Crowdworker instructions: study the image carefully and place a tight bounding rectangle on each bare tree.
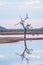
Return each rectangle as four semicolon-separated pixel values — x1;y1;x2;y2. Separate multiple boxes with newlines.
15;13;33;64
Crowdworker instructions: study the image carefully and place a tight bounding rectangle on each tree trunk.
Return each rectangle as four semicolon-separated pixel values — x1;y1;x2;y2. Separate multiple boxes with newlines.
24;29;27;49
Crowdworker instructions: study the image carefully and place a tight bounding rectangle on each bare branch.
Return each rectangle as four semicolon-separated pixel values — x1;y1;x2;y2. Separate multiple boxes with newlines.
25;24;31;29
25;13;29;20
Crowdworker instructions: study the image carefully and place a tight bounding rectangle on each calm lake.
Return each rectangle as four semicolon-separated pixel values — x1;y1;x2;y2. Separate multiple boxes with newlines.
0;35;43;65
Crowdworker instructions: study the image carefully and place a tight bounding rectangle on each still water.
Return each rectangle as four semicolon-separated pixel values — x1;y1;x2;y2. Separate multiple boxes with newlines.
0;35;43;65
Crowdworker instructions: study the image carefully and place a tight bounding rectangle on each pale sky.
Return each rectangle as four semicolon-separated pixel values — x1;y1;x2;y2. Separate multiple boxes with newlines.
0;0;43;29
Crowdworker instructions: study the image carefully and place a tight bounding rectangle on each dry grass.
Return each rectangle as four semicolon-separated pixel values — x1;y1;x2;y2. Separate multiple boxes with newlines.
0;37;43;43
0;37;23;43
0;30;43;35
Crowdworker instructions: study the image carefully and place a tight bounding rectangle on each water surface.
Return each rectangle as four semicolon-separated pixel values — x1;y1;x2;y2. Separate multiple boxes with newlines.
0;39;43;65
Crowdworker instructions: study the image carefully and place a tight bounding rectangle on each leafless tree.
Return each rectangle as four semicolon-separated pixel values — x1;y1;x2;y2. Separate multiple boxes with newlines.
15;13;33;64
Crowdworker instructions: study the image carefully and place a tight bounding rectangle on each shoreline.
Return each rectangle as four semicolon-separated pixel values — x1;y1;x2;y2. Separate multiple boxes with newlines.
0;29;43;35
0;37;43;43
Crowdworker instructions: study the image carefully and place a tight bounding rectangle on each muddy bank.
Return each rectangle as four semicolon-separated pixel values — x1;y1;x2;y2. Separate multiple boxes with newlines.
0;37;43;43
